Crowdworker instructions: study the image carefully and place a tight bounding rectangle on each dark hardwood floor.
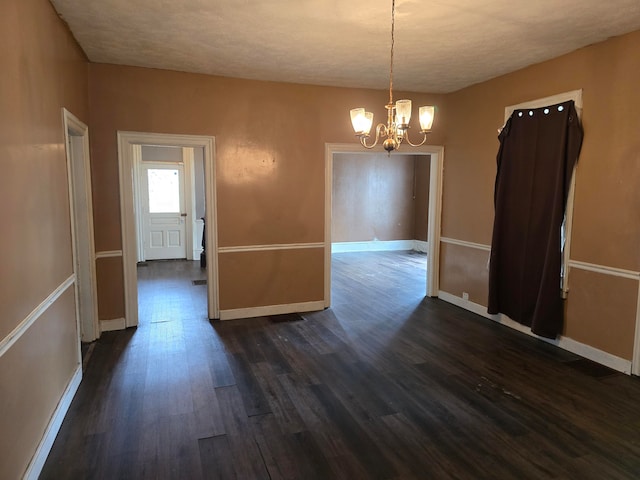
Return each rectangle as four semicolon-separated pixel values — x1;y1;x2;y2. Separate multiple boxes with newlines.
41;251;640;479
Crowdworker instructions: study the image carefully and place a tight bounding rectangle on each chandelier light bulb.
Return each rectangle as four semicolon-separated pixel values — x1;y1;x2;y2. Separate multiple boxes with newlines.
350;108;374;136
419;106;435;132
395;99;412;127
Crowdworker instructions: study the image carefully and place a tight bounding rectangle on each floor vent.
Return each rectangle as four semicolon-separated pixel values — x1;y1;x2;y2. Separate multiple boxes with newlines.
192;279;207;286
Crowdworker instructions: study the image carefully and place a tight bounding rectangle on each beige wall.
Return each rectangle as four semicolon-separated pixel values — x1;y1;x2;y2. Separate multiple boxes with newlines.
218;249;324;310
88;30;640;358
442;30;640;360
332;153;428;243
0;289;79;479
88;64;444;318
413;156;431;242
0;0;88;477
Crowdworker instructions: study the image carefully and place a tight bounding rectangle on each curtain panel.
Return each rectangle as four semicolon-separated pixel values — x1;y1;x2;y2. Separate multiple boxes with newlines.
488;100;583;338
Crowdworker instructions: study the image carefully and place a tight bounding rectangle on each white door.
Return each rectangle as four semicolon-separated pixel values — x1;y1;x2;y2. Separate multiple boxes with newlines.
141;163;187;260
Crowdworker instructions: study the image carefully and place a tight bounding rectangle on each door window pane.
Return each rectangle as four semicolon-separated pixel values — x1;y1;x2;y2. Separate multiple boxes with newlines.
148;169;180;213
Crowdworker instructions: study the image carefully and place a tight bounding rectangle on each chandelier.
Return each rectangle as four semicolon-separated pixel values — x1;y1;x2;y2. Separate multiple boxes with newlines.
350;0;435;153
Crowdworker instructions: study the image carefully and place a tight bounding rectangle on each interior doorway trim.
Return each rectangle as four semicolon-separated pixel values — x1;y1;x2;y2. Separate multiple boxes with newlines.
634;282;640;375
63;108;99;343
118;131;219;325
324;143;444;307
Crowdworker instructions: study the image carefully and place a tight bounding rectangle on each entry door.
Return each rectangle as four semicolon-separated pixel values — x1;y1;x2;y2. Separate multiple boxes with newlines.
141;163;187;260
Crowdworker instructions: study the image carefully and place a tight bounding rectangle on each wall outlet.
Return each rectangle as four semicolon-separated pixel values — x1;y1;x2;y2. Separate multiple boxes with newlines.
462;292;469;301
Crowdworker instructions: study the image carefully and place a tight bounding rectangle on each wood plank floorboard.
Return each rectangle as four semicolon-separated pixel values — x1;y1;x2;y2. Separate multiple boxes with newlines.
40;252;640;479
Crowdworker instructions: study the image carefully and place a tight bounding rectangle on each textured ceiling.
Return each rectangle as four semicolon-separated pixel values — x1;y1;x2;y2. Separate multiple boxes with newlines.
50;0;640;93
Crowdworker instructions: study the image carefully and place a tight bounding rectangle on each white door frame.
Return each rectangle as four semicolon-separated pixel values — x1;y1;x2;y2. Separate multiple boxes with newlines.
324;143;444;306
634;284;640;375
118;131;219;326
135;152;194;261
63;108;100;343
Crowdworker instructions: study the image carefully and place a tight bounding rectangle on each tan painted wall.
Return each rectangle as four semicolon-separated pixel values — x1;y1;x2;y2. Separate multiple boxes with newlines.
96;256;126;320
565;269;638;360
89;31;639;358
439;243;490;306
218;248;324;310
413;156;431;242
88;64;444;318
332;153;422;242
442;30;640;360
0;289;79;479
0;0;88;476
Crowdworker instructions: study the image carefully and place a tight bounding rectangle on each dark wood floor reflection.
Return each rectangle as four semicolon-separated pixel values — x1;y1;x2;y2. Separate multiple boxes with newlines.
41;252;640;479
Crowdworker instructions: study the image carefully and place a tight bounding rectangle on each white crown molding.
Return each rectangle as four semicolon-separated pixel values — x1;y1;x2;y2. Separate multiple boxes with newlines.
568;260;639;280
218;242;324;254
0;275;75;358
440;236;491;251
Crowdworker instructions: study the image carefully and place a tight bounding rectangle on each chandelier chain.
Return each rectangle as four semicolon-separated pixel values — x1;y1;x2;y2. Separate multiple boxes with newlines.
389;0;395;105
349;0;434;152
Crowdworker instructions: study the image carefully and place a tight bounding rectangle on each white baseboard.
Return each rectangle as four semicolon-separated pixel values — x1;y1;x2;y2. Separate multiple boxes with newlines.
438;291;491;319
100;317;126;332
332;240;427;253
414;240;429;253
192;248;204;259
219;300;325;321
437;290;632;374
557;336;632;374
24;365;82;480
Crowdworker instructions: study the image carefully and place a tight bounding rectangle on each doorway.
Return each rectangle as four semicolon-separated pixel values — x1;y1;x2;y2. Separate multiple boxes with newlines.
63;108;99;343
324;143;444;307
118;132;220;326
133;145;202;263
140;162;187;260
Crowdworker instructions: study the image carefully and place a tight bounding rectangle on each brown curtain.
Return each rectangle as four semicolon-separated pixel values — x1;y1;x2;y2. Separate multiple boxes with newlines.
488;100;583;338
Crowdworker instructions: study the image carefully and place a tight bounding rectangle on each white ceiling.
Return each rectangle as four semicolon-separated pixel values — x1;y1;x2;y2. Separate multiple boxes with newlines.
50;0;640;93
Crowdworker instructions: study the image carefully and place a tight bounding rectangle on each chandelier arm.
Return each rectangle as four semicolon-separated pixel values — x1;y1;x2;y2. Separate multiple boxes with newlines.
360;123;387;149
402;129;430;148
359;137;378;149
